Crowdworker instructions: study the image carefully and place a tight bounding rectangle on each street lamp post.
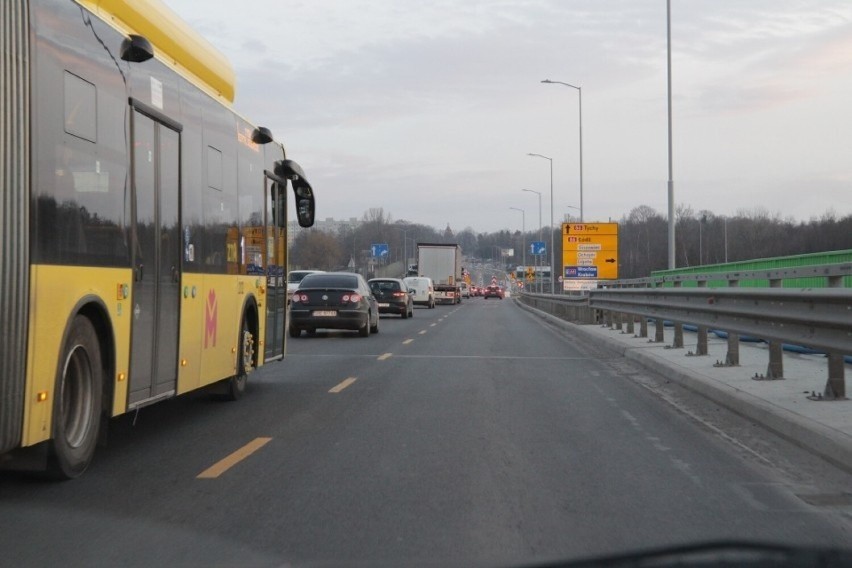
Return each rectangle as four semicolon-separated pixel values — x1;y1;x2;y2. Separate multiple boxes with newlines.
404;236;416;273
666;0;676;269
509;207;526;275
395;227;416;276
521;188;542;292
565;205;581;221
492;245;502;264
527;154;554;294
541;79;583;224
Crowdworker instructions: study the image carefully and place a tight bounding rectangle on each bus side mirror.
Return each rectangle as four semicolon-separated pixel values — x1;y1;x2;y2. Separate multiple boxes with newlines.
274;159;315;228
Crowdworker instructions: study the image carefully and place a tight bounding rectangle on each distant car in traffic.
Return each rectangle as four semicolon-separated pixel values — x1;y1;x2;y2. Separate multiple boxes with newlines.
368;278;414;319
459;282;470;298
287;269;325;303
483;285;504;299
289;272;379;337
403;276;435;308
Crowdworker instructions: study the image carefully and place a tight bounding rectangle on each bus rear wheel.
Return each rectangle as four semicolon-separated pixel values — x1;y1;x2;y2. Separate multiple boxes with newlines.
48;315;103;480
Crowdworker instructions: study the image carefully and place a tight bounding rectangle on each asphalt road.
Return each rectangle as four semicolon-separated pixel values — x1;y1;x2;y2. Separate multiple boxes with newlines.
2;296;851;567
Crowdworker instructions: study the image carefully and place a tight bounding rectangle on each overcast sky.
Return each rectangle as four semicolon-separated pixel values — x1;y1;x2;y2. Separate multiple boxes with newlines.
164;0;852;233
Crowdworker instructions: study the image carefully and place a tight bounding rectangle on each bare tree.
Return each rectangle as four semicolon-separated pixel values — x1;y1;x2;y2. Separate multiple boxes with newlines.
289;230;344;270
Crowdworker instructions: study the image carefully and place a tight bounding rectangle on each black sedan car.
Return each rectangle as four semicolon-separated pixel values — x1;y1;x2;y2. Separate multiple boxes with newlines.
368;278;414;319
289;272;379;337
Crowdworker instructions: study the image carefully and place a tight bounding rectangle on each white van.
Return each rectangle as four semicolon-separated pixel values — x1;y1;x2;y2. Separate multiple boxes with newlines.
403;276;435;308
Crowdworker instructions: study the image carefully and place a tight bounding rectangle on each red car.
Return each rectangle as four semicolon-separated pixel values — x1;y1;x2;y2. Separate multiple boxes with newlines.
483;285;504;299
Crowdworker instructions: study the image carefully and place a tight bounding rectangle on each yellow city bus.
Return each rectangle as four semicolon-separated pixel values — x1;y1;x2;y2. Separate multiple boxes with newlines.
0;0;316;478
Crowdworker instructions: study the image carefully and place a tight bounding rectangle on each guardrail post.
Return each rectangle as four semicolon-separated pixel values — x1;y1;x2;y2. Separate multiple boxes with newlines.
720;332;740;366
762;278;784;379
691;281;708;356
626;314;635;335
670;282;684;349
721;280;740;366
825;354;847;400
694;327;708;356
654;318;665;343
639;317;648;338
765;342;784;379
614;311;623;333
672;322;684;348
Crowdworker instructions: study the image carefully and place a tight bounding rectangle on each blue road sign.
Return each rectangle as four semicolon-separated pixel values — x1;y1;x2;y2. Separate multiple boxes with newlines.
530;241;546;255
371;243;389;258
564;265;598;278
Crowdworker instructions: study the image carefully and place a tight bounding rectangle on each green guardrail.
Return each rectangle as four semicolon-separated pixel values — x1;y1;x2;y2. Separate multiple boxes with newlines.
651;249;852;288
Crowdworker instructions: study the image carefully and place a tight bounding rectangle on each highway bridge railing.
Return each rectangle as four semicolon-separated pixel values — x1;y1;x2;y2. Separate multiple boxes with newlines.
517;261;852;401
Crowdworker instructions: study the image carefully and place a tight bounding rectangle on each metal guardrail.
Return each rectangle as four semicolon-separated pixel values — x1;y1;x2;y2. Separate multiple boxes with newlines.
519;291;596;324
518;262;852;400
589;288;852;354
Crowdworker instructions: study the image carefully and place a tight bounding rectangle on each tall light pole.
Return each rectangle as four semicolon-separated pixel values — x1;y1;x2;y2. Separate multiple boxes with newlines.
509;207;526;272
521;189;543;242
564;205;581;222
666;0;676;269
527;153;554;293
395;227;415;276
521;188;542;292
541;79;583;223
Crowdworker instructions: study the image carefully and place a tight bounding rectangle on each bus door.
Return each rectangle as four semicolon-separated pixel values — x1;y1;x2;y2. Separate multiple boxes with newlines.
128;108;181;407
264;177;286;361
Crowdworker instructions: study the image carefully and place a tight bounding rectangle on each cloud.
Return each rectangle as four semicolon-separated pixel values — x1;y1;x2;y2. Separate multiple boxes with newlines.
162;0;852;231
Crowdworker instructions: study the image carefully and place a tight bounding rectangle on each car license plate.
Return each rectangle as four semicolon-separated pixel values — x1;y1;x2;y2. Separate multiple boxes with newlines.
378;303;390;307
313;310;337;317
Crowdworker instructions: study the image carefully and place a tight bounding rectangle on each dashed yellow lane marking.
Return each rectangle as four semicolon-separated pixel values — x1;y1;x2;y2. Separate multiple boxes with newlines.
377;352;393;361
403;339;414;345
197;437;272;479
329;377;358;393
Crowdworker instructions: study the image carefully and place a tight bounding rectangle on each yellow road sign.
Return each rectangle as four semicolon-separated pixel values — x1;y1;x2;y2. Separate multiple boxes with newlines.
563;222;618;236
563;235;619;250
562;222;619;280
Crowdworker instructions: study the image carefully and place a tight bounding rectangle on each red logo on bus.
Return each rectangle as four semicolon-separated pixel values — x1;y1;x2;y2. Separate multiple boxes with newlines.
205;289;218;348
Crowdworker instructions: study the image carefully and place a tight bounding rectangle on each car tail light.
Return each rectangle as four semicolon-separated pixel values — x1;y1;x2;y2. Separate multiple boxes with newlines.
292;293;309;303
392;291;406;298
341;293;362;303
